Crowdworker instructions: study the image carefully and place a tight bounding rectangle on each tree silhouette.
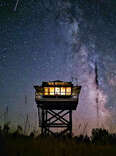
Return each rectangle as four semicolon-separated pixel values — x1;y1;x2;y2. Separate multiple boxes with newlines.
91;128;109;144
3;123;10;134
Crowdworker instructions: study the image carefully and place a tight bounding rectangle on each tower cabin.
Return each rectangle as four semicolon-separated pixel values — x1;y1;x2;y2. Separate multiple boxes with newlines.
34;80;81;136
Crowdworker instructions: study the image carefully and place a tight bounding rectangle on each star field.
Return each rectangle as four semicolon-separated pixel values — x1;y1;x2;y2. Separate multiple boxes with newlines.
0;0;116;134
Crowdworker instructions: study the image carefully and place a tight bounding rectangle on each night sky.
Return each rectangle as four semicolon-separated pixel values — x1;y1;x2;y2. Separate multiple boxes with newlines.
0;0;116;135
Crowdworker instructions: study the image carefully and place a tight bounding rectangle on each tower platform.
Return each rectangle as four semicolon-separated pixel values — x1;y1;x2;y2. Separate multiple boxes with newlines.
34;80;81;136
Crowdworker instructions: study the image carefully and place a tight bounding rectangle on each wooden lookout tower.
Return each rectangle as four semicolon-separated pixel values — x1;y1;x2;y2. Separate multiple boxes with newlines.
34;80;81;136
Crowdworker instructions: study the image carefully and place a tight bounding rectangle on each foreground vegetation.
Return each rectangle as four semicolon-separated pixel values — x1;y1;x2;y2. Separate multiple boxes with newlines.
1;125;116;156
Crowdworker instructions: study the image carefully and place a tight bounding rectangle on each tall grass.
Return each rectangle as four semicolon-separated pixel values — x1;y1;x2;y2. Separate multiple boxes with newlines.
1;127;116;156
4;136;116;156
0;125;116;156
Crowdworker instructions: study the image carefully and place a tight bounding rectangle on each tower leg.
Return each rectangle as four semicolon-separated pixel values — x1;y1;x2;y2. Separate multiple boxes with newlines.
39;108;73;136
69;110;72;136
41;109;44;135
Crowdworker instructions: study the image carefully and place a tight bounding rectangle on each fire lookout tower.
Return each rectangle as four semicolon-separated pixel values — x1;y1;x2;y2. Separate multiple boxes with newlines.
34;80;81;136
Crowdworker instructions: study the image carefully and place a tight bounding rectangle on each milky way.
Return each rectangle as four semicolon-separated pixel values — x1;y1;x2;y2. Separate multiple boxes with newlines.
0;0;116;135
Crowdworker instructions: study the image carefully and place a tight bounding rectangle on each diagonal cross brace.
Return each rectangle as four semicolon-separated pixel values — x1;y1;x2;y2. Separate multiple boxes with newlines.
47;110;64;122
47;110;70;124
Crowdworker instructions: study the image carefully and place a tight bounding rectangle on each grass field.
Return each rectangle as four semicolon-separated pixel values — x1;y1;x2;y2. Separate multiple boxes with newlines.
2;135;116;156
1;127;116;156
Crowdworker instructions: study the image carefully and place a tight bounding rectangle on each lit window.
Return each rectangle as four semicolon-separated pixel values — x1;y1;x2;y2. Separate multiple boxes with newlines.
61;87;65;95
55;87;60;95
66;87;71;95
44;87;71;96
49;87;55;95
44;87;49;95
48;82;54;85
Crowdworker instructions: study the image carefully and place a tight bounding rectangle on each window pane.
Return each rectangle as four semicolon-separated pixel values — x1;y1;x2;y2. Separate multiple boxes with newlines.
55;87;60;95
44;87;49;95
66;87;71;95
49;87;55;95
61;87;65;95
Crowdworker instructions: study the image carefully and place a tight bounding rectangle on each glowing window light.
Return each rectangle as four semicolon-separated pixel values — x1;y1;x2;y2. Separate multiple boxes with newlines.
55;87;60;95
61;87;66;95
44;87;71;96
48;82;54;85
44;87;49;95
49;87;55;95
66;87;71;95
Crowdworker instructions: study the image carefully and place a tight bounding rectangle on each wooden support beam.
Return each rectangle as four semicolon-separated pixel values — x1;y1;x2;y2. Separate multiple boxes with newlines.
38;107;72;136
